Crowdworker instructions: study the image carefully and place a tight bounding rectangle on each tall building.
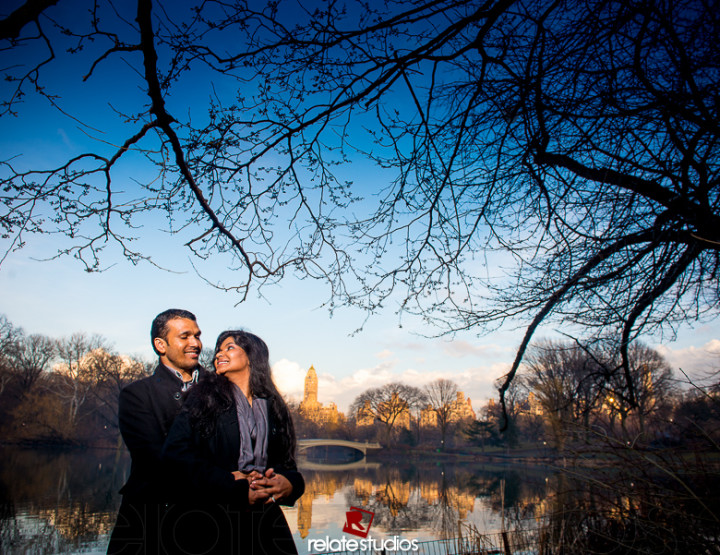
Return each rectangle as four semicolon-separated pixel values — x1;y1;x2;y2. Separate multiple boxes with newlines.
355;399;376;427
449;391;476;422
526;391;544;416
419;391;476;427
304;365;318;405
354;393;412;429
299;365;342;424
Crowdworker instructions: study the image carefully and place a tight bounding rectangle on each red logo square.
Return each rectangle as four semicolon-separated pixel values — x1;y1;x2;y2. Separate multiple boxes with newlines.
343;506;374;538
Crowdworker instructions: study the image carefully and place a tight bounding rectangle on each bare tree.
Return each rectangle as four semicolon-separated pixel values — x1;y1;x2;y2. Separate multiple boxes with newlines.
13;333;56;395
53;333;106;430
0;314;22;396
83;348;147;436
521;339;675;445
598;342;675;439
350;382;426;442
0;316;55;397
2;0;718;424
521;340;602;450
424;378;458;450
1;0;349;295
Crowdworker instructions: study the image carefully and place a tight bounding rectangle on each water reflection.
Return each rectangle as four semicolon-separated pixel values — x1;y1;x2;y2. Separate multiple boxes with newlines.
0;446;129;554
0;446;552;554
293;457;552;546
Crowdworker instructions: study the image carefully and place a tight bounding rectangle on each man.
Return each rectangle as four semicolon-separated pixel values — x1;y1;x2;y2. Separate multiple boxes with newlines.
107;309;203;554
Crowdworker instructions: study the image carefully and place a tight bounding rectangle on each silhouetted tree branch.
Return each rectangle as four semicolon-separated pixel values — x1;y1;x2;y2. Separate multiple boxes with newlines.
2;0;718;427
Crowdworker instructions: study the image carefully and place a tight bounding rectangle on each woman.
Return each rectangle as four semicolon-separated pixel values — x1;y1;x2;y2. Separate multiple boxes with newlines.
161;330;304;555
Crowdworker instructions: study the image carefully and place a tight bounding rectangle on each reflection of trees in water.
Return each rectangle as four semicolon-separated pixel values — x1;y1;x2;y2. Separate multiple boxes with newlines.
336;463;532;538
425;469;471;539
0;480;16;550
16;446;710;552
296;462;554;539
300;469;356;502
473;458;720;554
532;464;720;553
466;466;553;526
0;446;129;551
299;464;484;538
345;464;435;534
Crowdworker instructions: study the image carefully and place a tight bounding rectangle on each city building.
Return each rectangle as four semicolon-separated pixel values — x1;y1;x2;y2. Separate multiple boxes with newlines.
299;365;343;424
355;392;411;429
355;399;376;427
449;391;476;422
420;391;476;427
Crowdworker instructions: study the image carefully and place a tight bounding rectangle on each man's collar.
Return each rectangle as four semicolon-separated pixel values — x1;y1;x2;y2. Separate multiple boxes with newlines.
162;365;200;391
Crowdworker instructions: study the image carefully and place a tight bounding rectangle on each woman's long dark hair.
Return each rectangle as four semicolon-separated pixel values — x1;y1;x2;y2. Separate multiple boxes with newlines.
183;330;296;462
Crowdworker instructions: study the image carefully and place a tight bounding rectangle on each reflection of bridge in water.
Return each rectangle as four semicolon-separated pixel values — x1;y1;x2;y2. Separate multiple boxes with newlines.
297;439;382;456
298;459;382;471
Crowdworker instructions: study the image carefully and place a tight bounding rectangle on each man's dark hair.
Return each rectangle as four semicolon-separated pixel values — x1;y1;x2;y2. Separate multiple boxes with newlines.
151;309;197;355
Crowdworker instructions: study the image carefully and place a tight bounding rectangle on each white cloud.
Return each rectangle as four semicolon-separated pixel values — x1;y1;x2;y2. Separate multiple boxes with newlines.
655;339;720;382
272;358;307;401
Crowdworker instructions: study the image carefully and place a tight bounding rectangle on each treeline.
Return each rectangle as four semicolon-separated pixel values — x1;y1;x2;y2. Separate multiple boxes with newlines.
508;340;720;454
0;314;149;446
2;311;718;456
291;341;720;456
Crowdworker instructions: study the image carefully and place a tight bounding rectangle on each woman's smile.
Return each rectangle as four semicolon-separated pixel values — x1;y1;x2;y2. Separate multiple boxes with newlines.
214;337;250;374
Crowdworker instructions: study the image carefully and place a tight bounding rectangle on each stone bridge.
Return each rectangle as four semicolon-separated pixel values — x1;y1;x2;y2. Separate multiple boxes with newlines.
297;439;382;456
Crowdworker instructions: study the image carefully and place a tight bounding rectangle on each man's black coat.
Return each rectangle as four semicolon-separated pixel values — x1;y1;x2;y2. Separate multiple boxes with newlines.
117;364;189;501
107;363;199;554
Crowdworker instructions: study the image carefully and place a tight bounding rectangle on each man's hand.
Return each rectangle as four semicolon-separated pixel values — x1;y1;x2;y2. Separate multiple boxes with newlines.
248;485;271;505
249;468;293;504
230;470;270;505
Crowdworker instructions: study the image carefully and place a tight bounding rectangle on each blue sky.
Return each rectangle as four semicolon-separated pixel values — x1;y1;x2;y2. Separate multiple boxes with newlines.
1;0;718;414
0;224;530;413
2;237;718;413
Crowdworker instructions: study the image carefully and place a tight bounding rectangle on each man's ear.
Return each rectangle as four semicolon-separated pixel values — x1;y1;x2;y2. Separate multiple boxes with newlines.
154;337;167;355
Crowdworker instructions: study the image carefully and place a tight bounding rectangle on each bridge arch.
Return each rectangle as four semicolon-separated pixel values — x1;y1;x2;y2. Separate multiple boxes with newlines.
297;439;382;457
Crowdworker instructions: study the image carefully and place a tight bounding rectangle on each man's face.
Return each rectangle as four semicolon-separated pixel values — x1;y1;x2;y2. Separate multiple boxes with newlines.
154;317;202;375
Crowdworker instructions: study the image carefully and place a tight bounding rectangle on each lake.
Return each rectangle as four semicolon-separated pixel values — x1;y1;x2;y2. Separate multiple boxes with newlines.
0;445;553;554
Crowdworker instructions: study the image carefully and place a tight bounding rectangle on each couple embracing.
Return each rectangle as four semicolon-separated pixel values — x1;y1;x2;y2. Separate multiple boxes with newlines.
107;309;304;555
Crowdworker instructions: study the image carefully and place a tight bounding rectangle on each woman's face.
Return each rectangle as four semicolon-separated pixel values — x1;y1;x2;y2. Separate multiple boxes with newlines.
214;337;250;375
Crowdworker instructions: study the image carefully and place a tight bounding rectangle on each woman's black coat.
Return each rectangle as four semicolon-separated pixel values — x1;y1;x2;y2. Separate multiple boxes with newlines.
160;388;304;555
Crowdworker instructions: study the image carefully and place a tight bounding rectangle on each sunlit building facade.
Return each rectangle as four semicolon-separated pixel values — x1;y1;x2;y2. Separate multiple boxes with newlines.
299;365;343;424
420;391;476;428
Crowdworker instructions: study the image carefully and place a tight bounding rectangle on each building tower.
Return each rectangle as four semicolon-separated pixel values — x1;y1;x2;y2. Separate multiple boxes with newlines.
299;365;342;424
304;365;318;406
